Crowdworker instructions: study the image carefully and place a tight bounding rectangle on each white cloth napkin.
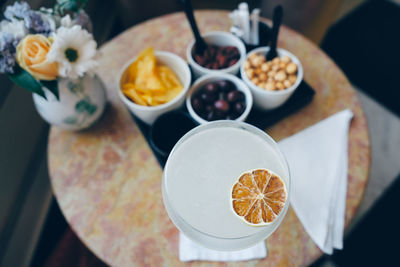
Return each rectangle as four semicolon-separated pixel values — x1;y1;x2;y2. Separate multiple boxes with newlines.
179;109;354;260
179;233;267;262
278;109;354;254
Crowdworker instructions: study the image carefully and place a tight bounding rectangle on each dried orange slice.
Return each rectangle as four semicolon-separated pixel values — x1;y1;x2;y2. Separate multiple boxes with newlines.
231;169;287;226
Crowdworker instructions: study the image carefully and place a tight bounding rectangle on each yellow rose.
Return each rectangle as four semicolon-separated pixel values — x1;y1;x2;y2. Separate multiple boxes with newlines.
16;34;58;81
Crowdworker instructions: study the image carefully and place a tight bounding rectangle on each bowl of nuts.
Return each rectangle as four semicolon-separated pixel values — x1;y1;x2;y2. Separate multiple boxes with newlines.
187;31;246;78
240;47;303;110
186;73;253;124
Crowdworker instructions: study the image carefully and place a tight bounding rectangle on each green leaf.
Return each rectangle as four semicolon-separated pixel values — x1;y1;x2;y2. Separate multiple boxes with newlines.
41;80;59;100
8;67;46;99
75;98;97;115
64;2;79;12
86;104;97;115
75;99;90;113
63;116;77;124
56;0;88;14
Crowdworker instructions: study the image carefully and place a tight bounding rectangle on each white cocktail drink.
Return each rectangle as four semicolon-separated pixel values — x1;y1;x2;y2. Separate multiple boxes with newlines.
162;121;290;250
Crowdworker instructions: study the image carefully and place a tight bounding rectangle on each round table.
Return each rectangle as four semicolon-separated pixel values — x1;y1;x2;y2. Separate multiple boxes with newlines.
48;10;370;266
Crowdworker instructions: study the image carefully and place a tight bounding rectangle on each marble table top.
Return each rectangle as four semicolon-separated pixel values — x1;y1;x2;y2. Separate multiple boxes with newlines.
48;10;370;266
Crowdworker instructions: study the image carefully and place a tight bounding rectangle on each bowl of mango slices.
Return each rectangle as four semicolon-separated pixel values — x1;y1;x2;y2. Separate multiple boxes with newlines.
118;47;191;124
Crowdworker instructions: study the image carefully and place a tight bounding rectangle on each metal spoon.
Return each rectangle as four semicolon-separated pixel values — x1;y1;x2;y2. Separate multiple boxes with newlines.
180;0;208;55
266;5;283;61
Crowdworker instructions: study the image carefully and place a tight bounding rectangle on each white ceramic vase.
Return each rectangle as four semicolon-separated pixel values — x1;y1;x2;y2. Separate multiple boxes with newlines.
33;74;107;130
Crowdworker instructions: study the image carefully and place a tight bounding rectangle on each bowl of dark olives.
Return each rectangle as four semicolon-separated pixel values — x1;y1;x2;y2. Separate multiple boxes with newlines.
186;73;253;124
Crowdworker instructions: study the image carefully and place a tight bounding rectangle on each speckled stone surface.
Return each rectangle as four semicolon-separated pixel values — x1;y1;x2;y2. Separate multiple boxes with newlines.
48;11;370;267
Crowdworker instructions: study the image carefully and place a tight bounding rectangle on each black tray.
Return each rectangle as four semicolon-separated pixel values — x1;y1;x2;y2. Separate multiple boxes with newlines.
131;79;314;167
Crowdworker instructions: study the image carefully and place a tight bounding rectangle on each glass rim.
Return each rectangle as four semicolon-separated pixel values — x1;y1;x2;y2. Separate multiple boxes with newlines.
162;120;292;242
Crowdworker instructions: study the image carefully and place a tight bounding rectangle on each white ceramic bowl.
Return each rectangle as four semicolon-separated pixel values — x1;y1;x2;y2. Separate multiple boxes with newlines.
186;73;253;124
118;51;191;124
186;31;246;78
240;47;303;110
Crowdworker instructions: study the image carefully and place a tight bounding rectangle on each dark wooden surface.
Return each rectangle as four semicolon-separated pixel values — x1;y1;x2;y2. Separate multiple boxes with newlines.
321;0;400;117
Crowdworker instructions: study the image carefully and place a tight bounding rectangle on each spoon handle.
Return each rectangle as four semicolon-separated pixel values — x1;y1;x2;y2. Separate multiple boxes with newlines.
180;0;203;44
268;5;283;60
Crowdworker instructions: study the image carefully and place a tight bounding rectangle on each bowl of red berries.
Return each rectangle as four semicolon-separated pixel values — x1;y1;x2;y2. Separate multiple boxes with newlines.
186;31;246;78
186;73;253;124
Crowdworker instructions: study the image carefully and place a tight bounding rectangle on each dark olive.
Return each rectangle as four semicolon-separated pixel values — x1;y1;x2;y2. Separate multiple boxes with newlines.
206;110;217;121
216;80;234;92
205;104;213;113
227;90;245;103
214;99;229;113
218;92;228;101
234;101;245;114
191;97;204;114
205;83;218;94
200;92;216;104
202;105;214;120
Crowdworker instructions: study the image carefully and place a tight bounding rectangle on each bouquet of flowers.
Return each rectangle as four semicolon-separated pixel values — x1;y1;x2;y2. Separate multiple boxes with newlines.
0;0;97;99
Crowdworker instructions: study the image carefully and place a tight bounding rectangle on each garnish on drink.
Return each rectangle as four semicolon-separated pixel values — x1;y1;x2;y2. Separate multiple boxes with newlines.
231;168;287;226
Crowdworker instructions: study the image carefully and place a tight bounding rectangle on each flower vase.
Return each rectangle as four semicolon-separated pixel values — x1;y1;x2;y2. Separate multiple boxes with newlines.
32;74;107;130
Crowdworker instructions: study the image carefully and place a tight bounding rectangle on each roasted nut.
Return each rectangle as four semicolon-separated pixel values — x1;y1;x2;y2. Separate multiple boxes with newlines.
271;64;280;71
248;53;257;61
258;73;268;81
281;55;291;63
274;70;287;81
286;63;298;74
288;74;297;84
254;68;263;75
260;63;269;72
265;82;276;91
261;83;270;90
276;82;284;90
251;77;259;84
268;70;277;77
283;80;292;88
251;56;264;67
244;61;251;70
249;57;257;67
272;57;280;64
245;69;255;78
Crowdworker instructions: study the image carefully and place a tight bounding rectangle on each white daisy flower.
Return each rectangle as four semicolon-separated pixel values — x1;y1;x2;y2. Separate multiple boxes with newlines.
60;14;73;28
0;20;26;40
47;25;97;79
